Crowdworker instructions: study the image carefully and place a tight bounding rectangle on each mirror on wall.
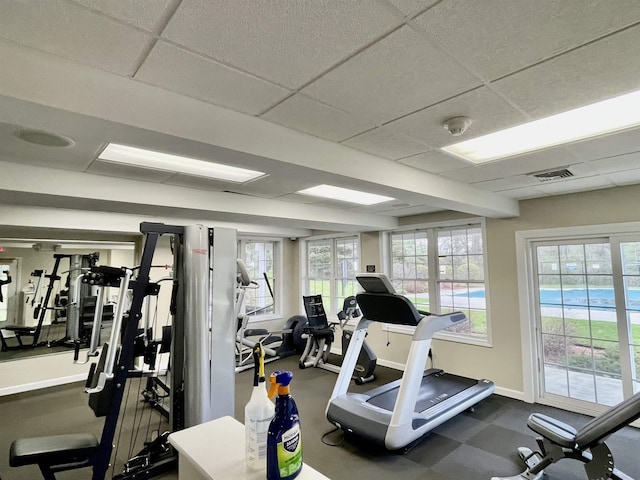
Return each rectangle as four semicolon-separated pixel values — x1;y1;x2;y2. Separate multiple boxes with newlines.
0;238;136;362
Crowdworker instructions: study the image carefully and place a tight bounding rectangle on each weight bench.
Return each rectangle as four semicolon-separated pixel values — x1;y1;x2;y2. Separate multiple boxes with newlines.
492;391;640;480
8;341;115;479
10;433;98;480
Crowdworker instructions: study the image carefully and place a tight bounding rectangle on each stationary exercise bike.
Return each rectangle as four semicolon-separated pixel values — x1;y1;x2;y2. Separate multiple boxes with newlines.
299;295;377;385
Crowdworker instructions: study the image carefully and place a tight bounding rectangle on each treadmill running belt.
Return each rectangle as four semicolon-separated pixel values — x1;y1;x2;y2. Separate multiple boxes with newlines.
367;372;478;413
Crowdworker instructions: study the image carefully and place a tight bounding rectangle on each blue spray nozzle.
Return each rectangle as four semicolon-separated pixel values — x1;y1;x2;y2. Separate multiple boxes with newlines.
268;370;293;398
271;370;293;386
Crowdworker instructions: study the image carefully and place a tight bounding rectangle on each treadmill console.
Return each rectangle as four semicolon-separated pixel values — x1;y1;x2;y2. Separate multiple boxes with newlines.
355;274;396;294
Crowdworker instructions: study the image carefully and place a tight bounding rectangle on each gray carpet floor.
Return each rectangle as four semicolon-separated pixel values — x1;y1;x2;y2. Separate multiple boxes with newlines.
1;353;639;479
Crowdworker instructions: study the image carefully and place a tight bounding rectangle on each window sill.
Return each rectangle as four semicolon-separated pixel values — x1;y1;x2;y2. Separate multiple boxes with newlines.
382;323;492;348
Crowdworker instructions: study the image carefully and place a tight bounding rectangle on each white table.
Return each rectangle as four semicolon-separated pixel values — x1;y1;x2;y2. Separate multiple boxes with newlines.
168;416;330;480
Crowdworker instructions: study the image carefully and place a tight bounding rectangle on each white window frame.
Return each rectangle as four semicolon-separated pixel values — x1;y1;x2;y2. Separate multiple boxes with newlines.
382;218;492;347
300;233;361;321
238;236;283;323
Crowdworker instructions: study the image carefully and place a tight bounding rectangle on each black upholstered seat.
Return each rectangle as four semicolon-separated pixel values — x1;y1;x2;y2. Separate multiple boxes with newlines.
10;433;98;475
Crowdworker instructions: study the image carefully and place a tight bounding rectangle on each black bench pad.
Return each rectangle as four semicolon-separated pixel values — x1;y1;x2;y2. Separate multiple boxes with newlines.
527;413;577;448
10;433;98;467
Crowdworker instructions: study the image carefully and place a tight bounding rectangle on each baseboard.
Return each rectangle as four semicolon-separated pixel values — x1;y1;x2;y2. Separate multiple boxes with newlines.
376;358;405;371
493;386;528;402
0;374;86;397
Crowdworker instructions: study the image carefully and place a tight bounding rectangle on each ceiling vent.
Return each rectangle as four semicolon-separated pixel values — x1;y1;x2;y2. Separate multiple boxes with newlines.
529;168;574;182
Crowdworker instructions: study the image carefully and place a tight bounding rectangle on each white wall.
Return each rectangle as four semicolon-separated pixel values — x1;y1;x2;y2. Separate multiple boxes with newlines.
0;245;135;395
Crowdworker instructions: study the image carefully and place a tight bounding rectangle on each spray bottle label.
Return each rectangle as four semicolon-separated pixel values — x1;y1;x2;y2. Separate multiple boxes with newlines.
277;424;302;477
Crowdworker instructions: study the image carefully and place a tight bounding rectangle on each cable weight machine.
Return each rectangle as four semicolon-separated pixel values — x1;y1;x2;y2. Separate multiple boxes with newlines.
8;222;238;480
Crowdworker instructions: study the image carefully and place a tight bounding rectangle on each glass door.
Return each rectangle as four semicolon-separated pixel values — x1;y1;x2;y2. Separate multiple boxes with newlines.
534;240;625;408
618;240;640;395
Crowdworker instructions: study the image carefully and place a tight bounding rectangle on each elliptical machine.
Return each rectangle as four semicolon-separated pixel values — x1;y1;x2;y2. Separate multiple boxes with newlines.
299;295;376;385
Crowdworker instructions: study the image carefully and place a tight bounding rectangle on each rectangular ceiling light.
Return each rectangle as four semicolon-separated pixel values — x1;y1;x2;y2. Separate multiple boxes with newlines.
297;184;394;205
98;143;265;182
442;89;640;164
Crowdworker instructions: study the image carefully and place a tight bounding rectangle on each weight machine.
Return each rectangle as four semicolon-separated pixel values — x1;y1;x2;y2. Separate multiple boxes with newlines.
8;222;237;480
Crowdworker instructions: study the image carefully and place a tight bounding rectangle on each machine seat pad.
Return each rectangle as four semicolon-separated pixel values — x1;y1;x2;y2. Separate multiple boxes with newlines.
527;413;577;448
10;433;99;467
302;326;334;338
2;325;35;334
244;328;269;337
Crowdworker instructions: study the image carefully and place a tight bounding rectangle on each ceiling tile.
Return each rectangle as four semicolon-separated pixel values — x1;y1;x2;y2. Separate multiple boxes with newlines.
568;128;640;162
86;160;175;182
605;169;640;186
162;0;402;88
494;186;547;200
385;0;438;17
136;42;291;116
471;175;540;192
0;0;153;76
385;87;527;147
302;25;481;123
413;0;640;80
71;0;173;32
492;25;640;119
438;147;578;183
261;94;376;142
585;151;640;174
398;150;469;173
535;175;614;195
342;127;430;160
229;175;318;199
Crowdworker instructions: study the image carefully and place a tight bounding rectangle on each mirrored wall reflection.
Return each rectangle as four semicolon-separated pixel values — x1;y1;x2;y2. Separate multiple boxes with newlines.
0;239;135;361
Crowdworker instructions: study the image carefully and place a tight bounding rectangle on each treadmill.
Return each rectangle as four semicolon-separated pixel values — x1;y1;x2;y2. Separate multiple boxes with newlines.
326;273;494;451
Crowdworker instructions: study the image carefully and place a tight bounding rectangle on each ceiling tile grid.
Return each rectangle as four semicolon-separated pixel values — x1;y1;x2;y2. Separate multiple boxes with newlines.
261;94;377;142
605;168;640;186
568;128;640;163
438;147;580;184
384;86;528;147
411;0;640;81
70;0;175;32
0;0;154;76
384;0;439;17
535;175;615;195
397;150;469;174
342;126;431;160
160;0;404;89
491;24;640;120
301;25;482;124
135;41;292;116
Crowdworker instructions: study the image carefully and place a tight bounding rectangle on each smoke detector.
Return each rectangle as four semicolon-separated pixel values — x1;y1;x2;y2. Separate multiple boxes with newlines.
443;116;473;136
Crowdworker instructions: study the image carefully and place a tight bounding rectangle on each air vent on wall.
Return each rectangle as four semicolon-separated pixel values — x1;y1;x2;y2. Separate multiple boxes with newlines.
529;168;574;182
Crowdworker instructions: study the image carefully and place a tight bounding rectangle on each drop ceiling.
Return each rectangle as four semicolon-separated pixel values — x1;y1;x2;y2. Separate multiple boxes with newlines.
1;0;639;236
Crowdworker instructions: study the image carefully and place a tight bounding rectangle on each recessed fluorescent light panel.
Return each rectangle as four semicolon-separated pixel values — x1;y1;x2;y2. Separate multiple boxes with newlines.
98;143;265;182
297;185;394;205
442;89;640;164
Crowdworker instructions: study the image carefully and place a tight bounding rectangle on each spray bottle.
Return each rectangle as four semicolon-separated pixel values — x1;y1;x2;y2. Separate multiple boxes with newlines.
244;343;275;470
267;370;302;480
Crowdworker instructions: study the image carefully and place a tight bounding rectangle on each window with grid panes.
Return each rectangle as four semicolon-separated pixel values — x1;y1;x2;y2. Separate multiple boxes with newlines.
305;236;360;315
389;224;489;341
239;239;278;319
